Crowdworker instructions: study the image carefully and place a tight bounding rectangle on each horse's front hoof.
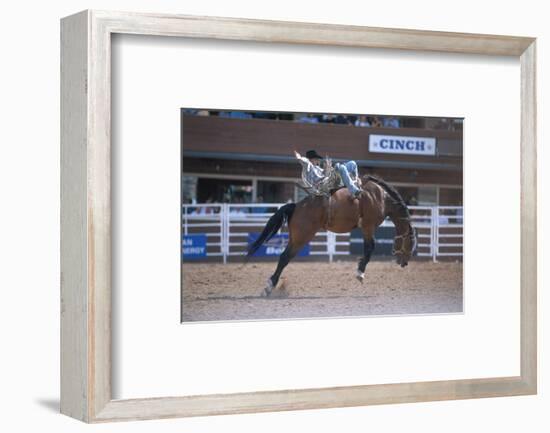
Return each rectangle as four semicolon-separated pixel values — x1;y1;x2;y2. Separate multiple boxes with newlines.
356;271;365;284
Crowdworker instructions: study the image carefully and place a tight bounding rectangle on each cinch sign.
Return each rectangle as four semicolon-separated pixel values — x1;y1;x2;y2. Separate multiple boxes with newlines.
248;233;310;257
369;134;436;156
182;234;207;259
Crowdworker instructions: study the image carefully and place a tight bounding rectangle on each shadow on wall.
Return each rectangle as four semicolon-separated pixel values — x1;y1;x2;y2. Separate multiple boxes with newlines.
35;398;59;413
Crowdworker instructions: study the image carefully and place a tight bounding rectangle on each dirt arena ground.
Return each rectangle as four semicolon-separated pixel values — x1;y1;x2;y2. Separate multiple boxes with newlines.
181;260;463;322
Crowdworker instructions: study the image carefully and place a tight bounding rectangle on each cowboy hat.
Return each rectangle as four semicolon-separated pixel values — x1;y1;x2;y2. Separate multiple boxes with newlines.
305;150;323;160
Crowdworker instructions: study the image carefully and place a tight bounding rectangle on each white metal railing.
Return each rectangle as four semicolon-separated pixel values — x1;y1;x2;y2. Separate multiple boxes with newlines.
224;204;349;262
434;206;464;259
181;204;225;262
182;204;463;262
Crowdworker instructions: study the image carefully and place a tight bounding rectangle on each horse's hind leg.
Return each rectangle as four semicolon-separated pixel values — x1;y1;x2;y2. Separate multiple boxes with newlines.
264;228;318;297
357;227;376;283
263;202;323;297
264;245;297;296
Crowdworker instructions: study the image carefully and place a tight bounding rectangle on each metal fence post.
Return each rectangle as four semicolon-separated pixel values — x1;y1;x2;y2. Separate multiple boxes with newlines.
328;231;334;263
183;206;188;235
432;206;438;262
222;203;228;264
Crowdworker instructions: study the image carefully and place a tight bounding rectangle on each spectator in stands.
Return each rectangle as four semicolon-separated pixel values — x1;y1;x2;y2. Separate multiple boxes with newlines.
252;195;268;214
219;111;253;119
296;113;319;124
334;114;351;125
433;118;451;130
369;116;382;127
183;109;415;130
382;117;400;128
276;113;294;121
195;197;215;215
229;197;247;216
320;114;336;123
456;201;463;224
451;119;463;131
182;198;195;215
229;207;245;216
252;111;277;120
354;115;371;127
232;196;249;214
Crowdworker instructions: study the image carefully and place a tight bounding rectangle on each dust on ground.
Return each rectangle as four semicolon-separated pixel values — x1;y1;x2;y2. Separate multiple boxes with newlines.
181;261;463;322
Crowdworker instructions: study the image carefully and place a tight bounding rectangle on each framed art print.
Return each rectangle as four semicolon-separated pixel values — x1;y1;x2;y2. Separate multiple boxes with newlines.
61;10;536;422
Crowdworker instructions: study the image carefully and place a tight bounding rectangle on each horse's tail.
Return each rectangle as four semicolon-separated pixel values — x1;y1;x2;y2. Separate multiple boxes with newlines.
246;203;296;258
363;175;411;219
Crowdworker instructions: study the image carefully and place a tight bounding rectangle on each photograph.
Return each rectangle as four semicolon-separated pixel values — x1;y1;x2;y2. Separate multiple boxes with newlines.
181;109;463;322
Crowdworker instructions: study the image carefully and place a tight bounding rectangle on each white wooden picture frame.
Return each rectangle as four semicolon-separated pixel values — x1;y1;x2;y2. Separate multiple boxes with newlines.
60;10;537;423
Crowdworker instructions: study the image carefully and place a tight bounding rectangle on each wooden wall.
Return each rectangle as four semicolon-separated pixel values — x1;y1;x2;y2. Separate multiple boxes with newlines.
181;114;463;170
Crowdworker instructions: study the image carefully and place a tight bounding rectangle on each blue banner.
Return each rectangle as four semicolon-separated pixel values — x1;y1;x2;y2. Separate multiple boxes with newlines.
182;234;207;259
248;233;310;257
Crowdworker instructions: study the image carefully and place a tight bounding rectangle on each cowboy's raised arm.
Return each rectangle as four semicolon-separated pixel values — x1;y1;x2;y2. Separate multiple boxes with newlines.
294;150;310;166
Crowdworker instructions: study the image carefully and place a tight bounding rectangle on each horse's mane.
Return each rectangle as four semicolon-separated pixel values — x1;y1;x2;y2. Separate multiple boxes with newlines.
363;175;410;219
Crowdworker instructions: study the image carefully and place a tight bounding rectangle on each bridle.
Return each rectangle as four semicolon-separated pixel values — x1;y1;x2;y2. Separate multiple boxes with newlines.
392;224;416;256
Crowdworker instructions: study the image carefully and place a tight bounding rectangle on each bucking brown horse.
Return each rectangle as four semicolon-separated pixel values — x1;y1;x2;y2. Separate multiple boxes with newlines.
247;175;417;296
